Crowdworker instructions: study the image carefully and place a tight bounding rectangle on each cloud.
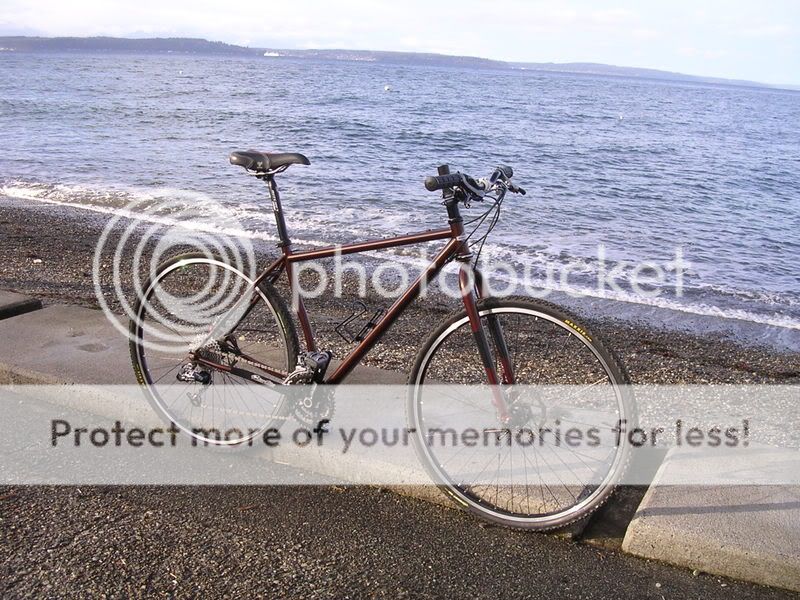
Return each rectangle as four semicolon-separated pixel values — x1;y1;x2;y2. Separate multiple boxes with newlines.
676;46;726;60
703;49;728;60
739;24;792;37
631;28;660;40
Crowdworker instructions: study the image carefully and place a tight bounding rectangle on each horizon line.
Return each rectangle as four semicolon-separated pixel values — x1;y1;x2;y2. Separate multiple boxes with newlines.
1;34;798;90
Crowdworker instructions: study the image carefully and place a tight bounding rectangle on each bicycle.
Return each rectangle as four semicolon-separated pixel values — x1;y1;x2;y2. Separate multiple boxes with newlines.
129;150;634;530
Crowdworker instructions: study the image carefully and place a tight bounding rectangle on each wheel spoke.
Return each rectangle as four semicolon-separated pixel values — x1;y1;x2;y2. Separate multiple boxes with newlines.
131;256;298;446
411;300;633;528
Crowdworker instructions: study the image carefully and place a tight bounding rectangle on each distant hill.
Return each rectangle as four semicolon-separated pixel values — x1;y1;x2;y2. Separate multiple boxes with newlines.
510;61;774;89
0;36;252;55
260;48;504;70
1;36;795;91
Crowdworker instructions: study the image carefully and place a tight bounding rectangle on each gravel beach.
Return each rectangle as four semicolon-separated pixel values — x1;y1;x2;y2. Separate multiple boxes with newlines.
2;196;798;387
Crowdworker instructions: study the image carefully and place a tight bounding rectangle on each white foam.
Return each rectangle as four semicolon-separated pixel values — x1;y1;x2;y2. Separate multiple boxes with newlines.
1;181;332;248
3;180;799;331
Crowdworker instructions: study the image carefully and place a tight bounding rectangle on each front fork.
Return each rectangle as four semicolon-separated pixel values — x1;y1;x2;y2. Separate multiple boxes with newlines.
458;264;515;424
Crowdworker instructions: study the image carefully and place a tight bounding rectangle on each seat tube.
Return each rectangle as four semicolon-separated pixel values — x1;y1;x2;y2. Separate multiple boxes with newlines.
285;256;317;352
265;176;316;350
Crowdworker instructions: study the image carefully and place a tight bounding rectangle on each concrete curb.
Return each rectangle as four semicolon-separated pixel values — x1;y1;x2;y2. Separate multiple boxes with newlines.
0;291;42;321
0;299;592;536
622;446;800;592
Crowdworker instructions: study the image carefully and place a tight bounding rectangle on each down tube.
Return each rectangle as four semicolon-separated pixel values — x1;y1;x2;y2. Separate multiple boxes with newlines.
325;238;460;383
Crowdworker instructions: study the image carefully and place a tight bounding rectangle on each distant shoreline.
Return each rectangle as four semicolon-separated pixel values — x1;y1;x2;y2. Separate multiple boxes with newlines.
2;35;798;93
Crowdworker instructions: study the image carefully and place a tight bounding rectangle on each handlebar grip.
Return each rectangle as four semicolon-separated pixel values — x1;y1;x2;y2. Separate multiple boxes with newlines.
424;173;464;192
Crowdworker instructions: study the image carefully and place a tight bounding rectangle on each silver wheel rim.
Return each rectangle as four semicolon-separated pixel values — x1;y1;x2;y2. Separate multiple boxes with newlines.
134;257;292;446
411;306;630;526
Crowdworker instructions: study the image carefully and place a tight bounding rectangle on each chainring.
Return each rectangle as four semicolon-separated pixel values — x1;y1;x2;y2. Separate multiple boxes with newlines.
284;370;335;427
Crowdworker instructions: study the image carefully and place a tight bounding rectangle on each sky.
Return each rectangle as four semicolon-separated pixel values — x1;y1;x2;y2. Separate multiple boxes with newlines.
1;0;799;85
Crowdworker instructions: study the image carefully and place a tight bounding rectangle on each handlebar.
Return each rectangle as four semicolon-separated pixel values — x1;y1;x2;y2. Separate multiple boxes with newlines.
424;165;526;199
424;173;483;193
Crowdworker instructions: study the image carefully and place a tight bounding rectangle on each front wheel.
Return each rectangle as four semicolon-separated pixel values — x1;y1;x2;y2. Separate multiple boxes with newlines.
407;296;635;530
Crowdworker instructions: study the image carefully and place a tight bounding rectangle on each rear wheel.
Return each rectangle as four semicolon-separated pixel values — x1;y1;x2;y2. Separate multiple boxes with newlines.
407;296;634;530
129;253;300;446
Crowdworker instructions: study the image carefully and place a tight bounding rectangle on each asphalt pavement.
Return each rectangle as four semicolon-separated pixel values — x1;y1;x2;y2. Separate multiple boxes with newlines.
2;483;796;598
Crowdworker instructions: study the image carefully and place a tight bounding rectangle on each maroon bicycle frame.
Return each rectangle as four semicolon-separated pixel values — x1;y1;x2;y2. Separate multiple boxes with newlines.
256;224;479;384
248;173;510;396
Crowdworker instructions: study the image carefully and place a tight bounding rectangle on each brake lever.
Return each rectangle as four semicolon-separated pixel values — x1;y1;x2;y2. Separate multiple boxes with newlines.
509;183;527;195
460;174;486;199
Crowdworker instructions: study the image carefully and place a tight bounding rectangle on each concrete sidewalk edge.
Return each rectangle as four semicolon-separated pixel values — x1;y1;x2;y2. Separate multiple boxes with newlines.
0;291;42;321
622;448;800;593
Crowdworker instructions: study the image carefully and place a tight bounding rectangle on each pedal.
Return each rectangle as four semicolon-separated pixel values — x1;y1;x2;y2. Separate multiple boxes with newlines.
303;350;333;384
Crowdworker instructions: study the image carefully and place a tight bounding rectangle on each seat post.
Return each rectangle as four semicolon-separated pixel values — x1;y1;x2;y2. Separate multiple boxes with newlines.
265;175;291;248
